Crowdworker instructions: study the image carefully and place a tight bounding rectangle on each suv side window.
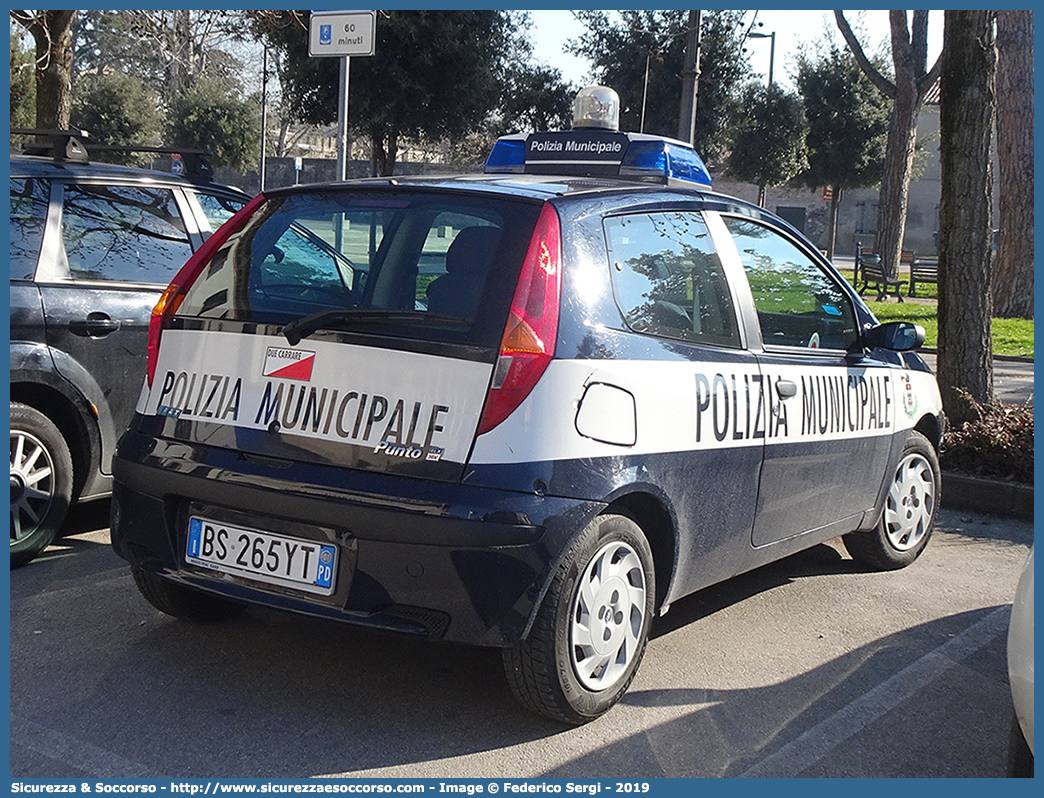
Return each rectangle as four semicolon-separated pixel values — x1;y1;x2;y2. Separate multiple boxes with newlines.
10;178;50;281
605;211;740;347
61;182;194;283
724;216;857;351
193;190;248;233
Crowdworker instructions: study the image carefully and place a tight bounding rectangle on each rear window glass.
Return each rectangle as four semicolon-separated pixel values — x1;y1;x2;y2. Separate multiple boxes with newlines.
177;190;541;346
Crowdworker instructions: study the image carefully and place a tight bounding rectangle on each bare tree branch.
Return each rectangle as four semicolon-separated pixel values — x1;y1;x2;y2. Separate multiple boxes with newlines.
833;10;895;98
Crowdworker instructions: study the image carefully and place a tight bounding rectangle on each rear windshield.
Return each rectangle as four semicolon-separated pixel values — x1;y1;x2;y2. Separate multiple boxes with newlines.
177;189;541;346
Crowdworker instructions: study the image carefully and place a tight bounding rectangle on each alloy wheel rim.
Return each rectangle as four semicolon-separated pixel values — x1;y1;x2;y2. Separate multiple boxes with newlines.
884;453;936;551
570;540;647;691
10;429;55;544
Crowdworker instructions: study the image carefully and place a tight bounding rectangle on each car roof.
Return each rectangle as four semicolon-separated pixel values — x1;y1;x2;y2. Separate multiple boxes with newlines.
9;152;247;195
260;171;771;221
262;172;670;201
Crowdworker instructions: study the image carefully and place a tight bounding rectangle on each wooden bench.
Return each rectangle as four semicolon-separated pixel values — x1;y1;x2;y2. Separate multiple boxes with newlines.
855;244;909;302
909;257;938;297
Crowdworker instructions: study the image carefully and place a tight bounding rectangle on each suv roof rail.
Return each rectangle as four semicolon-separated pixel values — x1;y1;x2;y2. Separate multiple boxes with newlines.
85;145;214;181
11;128;215;180
11;128;90;163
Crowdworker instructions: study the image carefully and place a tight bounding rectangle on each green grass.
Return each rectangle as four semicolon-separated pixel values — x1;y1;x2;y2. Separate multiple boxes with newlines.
867;300;1034;358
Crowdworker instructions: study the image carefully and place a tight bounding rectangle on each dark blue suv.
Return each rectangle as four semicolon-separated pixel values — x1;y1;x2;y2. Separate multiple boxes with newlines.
9;131;249;567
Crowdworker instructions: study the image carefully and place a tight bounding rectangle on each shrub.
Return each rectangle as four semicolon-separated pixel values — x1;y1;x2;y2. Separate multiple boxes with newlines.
940;391;1034;483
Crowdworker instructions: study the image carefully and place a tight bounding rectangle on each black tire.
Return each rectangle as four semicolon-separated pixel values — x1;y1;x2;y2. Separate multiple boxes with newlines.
843;430;940;570
10;403;74;569
503;513;655;725
132;565;246;623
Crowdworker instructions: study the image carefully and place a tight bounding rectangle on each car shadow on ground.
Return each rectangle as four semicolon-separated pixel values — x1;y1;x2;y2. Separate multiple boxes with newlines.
549;605;1014;778
651;542;856;639
10;508;1028;778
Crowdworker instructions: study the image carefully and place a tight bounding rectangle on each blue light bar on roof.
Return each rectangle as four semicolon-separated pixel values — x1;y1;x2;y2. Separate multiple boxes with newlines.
619;139;712;188
484;131;711;188
483;136;526;173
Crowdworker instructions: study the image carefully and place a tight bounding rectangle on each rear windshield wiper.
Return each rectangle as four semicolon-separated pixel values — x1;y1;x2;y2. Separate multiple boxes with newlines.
283;308;468;345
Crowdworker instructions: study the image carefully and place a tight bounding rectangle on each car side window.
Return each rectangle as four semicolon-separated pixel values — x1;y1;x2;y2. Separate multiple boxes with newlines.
61;182;194;283
605;211;740;347
193;190;248;233
724;216;857;351
10;178;49;281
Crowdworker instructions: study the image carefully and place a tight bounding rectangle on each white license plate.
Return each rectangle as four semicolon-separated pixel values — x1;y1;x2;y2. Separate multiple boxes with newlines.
186;516;337;596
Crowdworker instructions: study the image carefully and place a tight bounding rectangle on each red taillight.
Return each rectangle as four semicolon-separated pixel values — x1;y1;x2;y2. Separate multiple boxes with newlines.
146;193;266;387
477;202;562;434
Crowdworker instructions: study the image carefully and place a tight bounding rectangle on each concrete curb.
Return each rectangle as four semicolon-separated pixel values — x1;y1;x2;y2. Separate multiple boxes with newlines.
941;471;1034;520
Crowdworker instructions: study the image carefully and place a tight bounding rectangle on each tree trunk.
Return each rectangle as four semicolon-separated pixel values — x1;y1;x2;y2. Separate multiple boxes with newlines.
825;186;841;261
835;12;940;280
370;128;399;177
992;10;1034;319
166;9;192;107
874;78;920;280
21;10;76;131
936;10;996;426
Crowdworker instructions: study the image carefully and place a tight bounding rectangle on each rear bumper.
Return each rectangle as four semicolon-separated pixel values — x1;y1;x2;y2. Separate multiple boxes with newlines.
110;430;599;646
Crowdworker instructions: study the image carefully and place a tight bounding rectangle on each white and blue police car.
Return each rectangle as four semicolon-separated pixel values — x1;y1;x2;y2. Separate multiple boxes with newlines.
111;87;945;724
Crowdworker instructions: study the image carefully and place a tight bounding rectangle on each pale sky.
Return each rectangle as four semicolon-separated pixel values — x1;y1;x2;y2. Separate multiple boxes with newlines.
528;9;945;91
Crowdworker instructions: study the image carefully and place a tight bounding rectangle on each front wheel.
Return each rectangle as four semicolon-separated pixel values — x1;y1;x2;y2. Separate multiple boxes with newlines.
503;513;655;724
10;403;74;568
843;430;940;570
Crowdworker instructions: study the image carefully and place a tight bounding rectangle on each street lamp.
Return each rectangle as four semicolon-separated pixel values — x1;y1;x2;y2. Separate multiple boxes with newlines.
640;45;661;133
260;45;268;191
746;29;775;87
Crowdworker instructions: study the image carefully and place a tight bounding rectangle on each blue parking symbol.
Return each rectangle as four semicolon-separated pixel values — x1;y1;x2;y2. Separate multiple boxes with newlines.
319;24;332;45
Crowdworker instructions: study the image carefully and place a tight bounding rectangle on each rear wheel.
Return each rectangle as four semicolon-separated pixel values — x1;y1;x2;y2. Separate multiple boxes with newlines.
10;403;73;568
503;513;655;724
844;431;940;570
132;566;246;623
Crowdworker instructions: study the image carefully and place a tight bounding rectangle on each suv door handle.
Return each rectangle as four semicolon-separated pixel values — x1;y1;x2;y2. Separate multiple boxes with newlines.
69;312;121;337
775;379;797;399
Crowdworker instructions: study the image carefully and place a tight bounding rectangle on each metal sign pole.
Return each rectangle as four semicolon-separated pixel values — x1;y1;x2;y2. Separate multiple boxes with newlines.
309;10;376;182
337;55;350;181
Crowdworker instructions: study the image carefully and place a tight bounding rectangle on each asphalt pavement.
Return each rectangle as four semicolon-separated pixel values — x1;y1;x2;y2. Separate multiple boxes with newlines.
9;504;1034;779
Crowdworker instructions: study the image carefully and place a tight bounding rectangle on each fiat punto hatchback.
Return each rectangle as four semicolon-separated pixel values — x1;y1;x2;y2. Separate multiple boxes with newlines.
111;88;944;724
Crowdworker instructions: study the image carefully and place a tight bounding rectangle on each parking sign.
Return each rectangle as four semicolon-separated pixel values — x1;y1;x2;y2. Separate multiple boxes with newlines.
309;10;376;57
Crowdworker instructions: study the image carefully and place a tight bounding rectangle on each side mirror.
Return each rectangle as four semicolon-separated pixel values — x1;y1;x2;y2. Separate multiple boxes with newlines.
863;321;926;352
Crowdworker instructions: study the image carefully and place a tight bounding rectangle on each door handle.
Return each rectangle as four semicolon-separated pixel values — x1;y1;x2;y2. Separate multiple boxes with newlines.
775;379;797;399
69;312;121;337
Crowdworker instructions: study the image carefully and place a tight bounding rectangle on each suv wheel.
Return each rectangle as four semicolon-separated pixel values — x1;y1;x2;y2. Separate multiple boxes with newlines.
503;513;655;724
10;403;73;568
